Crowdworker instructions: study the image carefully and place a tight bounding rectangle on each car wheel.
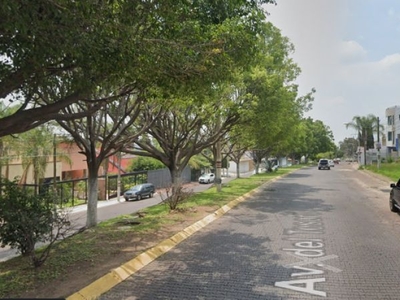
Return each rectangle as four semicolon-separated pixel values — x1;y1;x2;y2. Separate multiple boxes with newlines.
318;167;321;170
149;192;153;198
328;167;330;170
390;198;399;212
125;198;129;202
137;195;142;201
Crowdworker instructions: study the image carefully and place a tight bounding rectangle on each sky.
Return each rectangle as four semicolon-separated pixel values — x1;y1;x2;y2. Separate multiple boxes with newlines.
265;0;400;144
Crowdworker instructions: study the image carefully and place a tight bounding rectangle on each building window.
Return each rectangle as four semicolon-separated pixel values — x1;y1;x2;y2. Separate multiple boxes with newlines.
388;115;394;125
388;131;393;141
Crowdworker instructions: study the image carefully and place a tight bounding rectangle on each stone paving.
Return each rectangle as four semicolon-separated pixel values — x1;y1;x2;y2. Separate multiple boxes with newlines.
97;164;400;299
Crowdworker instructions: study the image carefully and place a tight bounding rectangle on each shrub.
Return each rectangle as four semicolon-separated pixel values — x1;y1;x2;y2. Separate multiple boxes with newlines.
128;156;165;171
161;185;193;210
0;179;71;268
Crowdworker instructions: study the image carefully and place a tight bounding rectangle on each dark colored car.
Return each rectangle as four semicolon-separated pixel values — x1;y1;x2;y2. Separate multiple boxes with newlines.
318;159;330;170
124;183;155;201
389;180;400;212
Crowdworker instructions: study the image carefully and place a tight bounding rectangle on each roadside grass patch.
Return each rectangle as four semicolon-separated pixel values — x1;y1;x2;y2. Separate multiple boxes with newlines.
364;162;400;181
0;165;301;298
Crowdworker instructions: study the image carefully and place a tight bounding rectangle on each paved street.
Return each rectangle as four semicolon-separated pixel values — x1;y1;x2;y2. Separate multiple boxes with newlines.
99;163;400;300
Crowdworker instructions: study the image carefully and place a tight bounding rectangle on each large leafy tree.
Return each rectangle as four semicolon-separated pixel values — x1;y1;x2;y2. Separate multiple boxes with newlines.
2;0;276;226
0;0;276;137
56;90;154;228
235;22;313;166
123;85;243;200
339;137;359;159
305;118;335;160
121;1;277;198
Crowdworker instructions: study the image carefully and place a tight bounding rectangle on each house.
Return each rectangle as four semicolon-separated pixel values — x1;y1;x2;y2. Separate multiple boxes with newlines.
0;141;134;185
228;152;255;174
59;142;133;180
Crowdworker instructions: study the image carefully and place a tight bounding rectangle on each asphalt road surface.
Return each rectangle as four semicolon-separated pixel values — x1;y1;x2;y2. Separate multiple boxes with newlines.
99;163;400;300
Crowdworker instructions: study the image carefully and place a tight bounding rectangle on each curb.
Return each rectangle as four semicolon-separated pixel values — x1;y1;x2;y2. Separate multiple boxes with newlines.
66;174;286;300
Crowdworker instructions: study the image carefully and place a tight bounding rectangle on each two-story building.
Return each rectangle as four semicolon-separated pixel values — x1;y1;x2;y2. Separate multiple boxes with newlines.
385;106;400;155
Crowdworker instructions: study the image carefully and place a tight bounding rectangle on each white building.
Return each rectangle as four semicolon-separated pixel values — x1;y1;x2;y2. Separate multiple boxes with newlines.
385;106;400;155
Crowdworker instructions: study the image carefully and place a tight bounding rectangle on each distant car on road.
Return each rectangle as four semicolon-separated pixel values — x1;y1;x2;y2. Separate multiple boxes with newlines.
328;160;335;167
199;173;215;184
318;159;330;170
124;183;155;201
389;180;400;212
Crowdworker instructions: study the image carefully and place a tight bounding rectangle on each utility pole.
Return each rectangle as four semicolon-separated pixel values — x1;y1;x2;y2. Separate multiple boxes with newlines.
216;138;222;192
117;151;122;202
53;134;57;192
377;117;381;169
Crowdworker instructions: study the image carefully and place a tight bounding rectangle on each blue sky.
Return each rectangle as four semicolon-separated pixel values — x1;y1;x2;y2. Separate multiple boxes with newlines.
266;0;400;144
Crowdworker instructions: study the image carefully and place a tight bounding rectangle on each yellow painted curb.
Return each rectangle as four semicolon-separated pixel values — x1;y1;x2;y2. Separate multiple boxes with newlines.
67;172;291;300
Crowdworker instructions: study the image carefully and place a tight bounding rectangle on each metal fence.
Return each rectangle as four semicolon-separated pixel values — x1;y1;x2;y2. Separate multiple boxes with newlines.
148;166;191;188
1;166;193;208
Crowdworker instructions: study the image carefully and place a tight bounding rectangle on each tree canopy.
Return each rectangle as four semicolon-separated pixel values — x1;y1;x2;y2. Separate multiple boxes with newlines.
0;0;275;137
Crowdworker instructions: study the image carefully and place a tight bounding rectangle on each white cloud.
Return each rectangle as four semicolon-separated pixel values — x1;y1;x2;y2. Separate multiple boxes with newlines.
340;40;367;63
266;0;400;143
378;53;400;68
339;52;400;87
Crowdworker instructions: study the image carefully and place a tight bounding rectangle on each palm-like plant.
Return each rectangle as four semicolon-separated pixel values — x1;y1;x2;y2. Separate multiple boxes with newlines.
345;114;386;165
18;128;54;187
345;114;383;150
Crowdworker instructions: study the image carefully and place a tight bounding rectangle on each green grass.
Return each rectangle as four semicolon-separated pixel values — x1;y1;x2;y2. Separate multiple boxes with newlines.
363;162;400;182
0;165;302;298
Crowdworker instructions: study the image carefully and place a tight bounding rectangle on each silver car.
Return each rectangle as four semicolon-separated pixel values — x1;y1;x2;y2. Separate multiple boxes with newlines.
198;173;215;184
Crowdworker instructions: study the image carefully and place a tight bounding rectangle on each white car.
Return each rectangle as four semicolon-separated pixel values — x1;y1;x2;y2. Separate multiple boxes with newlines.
328;160;335;167
198;173;215;184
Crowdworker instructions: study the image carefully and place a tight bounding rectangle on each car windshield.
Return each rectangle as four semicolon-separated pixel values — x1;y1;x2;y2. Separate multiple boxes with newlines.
129;186;141;192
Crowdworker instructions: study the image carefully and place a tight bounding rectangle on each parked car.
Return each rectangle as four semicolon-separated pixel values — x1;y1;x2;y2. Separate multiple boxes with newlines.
389;180;400;212
198;173;215;184
318;159;330;170
124;183;155;201
328;160;335;167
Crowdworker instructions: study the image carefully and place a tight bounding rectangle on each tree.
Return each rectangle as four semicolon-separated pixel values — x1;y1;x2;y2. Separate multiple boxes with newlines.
124;89;241;204
345;114;382;150
233;22;314;167
16;127;54;189
0;0;276;137
56;91;152;228
339;137;358;159
345;114;383;165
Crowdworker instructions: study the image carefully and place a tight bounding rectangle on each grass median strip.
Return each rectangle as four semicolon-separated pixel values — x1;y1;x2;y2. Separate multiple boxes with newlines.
0;166;301;299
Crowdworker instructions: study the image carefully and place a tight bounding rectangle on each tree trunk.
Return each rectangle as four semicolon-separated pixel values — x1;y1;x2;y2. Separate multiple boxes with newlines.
170;166;183;195
86;164;99;228
255;161;260;174
0;140;3;181
236;161;240;178
166;165;185;210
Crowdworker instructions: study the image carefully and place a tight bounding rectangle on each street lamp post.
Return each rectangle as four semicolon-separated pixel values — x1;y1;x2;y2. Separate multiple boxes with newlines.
377;117;381;169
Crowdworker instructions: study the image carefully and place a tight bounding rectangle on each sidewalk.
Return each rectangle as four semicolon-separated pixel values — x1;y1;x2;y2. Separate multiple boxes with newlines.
69;172;254;214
